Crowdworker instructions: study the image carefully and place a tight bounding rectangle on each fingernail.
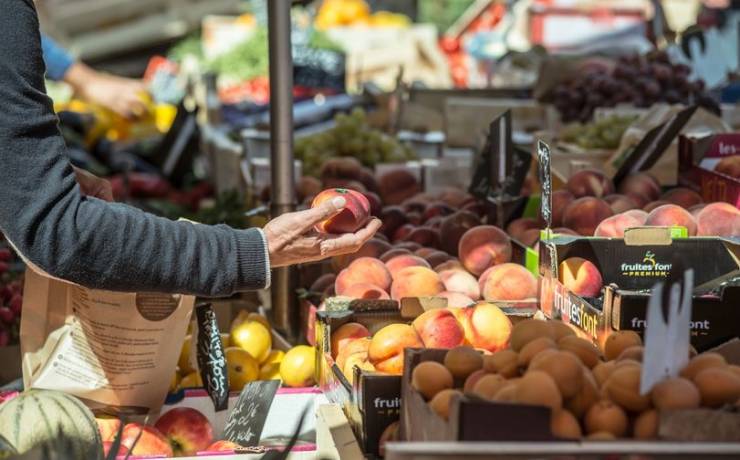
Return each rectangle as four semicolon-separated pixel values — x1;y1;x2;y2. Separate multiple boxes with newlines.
332;196;346;208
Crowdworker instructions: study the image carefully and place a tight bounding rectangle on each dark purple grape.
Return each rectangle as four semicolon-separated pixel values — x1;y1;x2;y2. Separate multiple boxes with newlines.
664;90;682;103
644;80;661;97
651;63;672;81
691;80;706;92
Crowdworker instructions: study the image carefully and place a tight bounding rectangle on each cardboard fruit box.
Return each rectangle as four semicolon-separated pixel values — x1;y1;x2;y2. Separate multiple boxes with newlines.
399;342;740;445
539;227;740;351
679;133;740;207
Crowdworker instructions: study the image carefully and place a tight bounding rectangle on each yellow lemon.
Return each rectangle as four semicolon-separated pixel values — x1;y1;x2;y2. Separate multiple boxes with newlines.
247;312;271;330
279;345;317;388
230;318;272;363
180;371;203;389
178;335;194;374
259;362;282;381
225;347;260;391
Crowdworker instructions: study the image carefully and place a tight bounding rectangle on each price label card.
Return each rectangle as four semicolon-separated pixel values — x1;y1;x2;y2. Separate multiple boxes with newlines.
223;380;281;447
195;303;229;412
537;139;552;228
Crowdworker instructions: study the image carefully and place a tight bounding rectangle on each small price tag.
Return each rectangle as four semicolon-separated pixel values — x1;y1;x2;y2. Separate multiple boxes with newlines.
223;380;281;447
195;303;229;412
537;139;553;229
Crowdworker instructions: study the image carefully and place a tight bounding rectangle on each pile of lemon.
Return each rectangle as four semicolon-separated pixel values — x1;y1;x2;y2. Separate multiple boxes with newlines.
171;311;317;392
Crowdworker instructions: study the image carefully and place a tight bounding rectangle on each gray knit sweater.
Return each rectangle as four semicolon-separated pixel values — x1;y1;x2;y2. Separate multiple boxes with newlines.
0;0;270;296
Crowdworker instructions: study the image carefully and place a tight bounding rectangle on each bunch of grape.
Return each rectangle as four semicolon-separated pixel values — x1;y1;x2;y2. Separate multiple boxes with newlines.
0;246;22;347
560;115;638;150
552;51;719;123
295;108;415;177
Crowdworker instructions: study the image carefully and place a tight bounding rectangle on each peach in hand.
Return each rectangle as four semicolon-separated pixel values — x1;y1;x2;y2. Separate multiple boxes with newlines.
312;188;370;234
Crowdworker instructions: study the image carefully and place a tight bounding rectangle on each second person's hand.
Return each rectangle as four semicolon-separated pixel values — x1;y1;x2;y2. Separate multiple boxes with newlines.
263;196;381;267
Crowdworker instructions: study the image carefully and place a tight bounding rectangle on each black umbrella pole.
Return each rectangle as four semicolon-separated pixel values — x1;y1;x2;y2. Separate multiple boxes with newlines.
268;0;298;340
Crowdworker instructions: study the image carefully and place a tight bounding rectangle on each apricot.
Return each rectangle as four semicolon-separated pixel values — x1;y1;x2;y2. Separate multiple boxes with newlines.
603;331;642;361
412;308;465;349
563;197;614;236
429;389;462;420
694;367;740;407
696;202;740;237
616;345;643;362
633;409;658;440
378;169;421;205
715;155;740;178
585;400;628;437
618;172;661;207
331;323;371;360
645;204;697;235
680;352;727;380
604;365;651;412
312;188;370;234
594;212;645;237
651;377;701;410
549;321;576;342
472;374;508;400
444;346;483;380
558;336;601;368
566;169;615;198
604;194;639;214
558;257;603;297
661;187;703;209
510;319;554;352
385;255;431;279
452;302;513;352
390;266;445;300
439;269;481;300
593;361;616;387
517;337;557;368
481;263;538;302
368;324;423;375
412;361;453;399
483;349;519;378
515;371;563;410
550;190;576;227
506;218;540;241
458;226;512;276
342;283;390;300
335;257;392;295
439;211;482;256
566;368;599;418
529;350;584;398
550;409;582;439
438;291;475;308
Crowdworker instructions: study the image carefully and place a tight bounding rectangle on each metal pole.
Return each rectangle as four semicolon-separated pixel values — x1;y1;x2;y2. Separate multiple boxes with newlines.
268;0;298;340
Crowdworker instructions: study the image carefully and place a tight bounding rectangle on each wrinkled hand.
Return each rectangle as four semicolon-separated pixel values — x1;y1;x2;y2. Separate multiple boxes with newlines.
73;167;114;202
82;73;148;119
263;196;381;268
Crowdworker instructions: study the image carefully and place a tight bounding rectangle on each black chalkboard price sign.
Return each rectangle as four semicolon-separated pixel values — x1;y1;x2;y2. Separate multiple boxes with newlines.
195;303;229;412
223;380;281;447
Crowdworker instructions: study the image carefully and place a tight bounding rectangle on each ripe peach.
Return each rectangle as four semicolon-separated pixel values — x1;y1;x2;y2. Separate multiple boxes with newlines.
390;266;445;300
645;204;697;236
715;156;740;178
453;302;513;352
332;238;391;271
393;224;416;242
385;255;431;279
562;197;613;236
550;190;576;227
481;263;538;302
439;211;483;256
380;248;413;262
379;206;408;238
378;169;421;205
336;337;371;371
435;260;465;273
423;202;456;222
404;227;441;248
478;266;494;293
566;169;615;198
342;283;390;300
618;172;661;207
661;187;703;209
458;225;512;276
559;257;603;298
412;308;465;349
335;257;392;294
395;241;422;252
604;194;639;214
331;322;371;359
622;209;648;223
415;248;437;258
439;269;481;300
506;218;540;241
424;251;452;268
368;324;424;375
696;202;740;237
643;200;670;212
312;188;370;234
438;291;476;308
594;212;645;237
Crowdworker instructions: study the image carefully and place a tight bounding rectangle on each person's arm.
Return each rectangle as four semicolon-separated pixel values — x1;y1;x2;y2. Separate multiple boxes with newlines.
0;0;379;297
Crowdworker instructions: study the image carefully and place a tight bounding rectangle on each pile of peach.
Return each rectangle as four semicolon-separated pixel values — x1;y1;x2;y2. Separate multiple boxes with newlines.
409;319;740;440
329;302;513;380
507;170;740;242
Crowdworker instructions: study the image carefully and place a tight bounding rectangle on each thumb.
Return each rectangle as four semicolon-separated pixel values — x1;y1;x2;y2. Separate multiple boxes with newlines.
301;196;347;232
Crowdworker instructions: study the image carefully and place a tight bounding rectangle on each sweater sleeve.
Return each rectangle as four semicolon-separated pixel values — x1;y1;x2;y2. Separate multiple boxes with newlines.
0;0;270;297
40;34;75;81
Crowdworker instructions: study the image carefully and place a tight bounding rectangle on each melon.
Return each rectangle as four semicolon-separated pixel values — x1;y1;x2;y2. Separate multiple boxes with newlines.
0;390;102;459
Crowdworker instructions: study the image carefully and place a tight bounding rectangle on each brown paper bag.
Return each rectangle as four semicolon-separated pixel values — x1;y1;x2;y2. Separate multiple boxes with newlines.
20;267;194;414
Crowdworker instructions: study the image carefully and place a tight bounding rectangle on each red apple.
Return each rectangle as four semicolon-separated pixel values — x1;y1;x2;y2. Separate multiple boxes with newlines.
121;423;173;457
206;440;242;452
154;407;214;457
312;188;371;234
102;441;129;458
